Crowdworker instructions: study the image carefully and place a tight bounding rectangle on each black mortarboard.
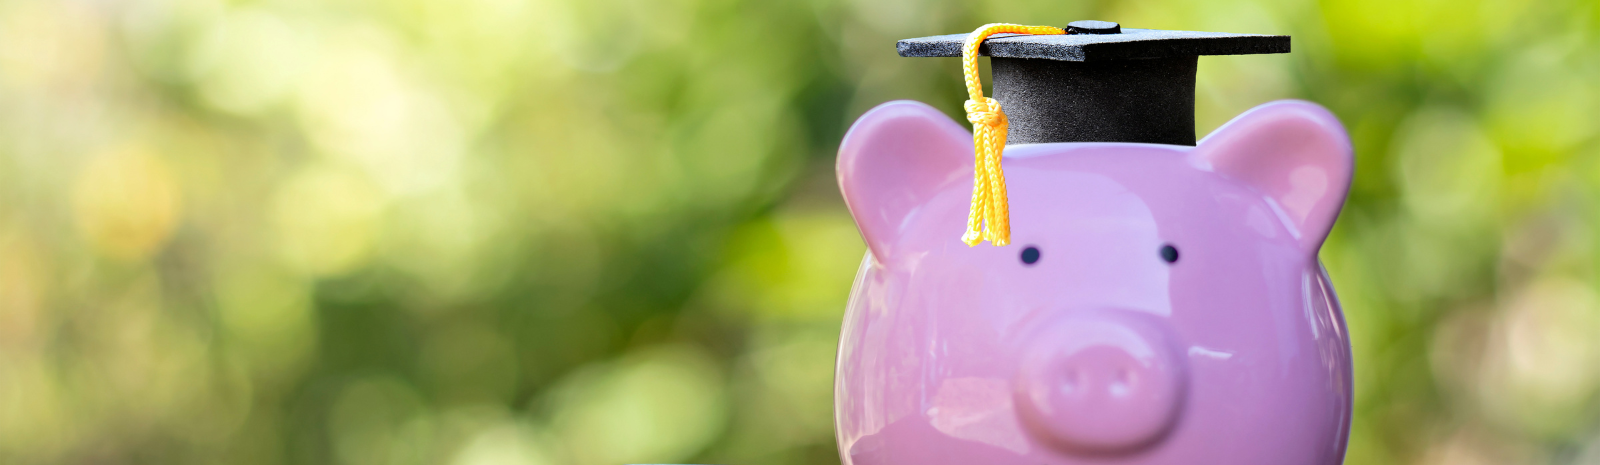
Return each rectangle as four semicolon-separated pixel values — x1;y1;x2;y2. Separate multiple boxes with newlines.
898;21;1288;146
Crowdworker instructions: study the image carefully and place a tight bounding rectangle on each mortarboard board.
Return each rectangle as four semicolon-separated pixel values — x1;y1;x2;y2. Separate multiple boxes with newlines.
897;21;1289;146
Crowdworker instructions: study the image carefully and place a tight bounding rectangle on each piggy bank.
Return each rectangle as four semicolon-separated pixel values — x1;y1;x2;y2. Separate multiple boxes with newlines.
833;100;1354;465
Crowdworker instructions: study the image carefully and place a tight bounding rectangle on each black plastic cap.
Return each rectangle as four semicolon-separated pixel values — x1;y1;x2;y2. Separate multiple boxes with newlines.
896;25;1288;62
896;23;1289;146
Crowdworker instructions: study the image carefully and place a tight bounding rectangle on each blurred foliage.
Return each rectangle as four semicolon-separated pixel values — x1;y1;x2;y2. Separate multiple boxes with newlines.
0;0;1598;464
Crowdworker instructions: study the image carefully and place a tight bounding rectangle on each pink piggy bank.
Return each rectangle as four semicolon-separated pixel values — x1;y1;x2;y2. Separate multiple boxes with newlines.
834;100;1354;465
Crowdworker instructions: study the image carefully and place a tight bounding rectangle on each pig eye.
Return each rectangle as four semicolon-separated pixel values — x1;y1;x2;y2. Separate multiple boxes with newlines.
1160;244;1179;264
1021;246;1041;265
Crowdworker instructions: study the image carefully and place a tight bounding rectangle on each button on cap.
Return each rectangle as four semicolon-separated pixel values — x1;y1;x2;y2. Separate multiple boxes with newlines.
1067;20;1121;34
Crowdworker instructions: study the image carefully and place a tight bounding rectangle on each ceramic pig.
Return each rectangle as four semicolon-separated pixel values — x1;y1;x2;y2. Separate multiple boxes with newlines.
834;100;1354;465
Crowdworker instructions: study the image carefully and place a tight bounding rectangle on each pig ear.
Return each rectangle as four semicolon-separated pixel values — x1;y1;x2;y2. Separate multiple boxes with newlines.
1191;100;1354;253
837;100;972;262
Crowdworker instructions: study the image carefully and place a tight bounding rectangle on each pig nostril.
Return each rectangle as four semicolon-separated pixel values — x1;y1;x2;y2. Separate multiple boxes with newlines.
1061;368;1082;394
1109;368;1134;397
1109;380;1131;398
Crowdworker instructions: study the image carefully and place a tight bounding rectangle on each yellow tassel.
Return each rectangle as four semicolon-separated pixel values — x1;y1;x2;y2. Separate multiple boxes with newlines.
959;24;1065;247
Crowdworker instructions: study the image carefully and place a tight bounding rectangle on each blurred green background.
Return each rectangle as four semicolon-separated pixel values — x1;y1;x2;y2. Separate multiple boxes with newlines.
0;0;1598;463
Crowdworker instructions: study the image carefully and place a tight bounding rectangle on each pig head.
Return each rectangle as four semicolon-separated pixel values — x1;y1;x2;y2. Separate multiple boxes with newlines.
834;100;1354;465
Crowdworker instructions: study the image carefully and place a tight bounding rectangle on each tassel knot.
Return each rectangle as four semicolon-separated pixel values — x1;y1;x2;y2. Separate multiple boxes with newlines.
964;98;1005;127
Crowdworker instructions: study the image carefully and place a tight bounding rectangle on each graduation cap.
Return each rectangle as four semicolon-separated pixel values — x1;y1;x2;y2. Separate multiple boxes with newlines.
898;21;1289;146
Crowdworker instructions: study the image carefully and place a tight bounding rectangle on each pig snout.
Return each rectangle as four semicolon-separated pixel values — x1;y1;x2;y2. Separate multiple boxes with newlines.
1014;310;1187;455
